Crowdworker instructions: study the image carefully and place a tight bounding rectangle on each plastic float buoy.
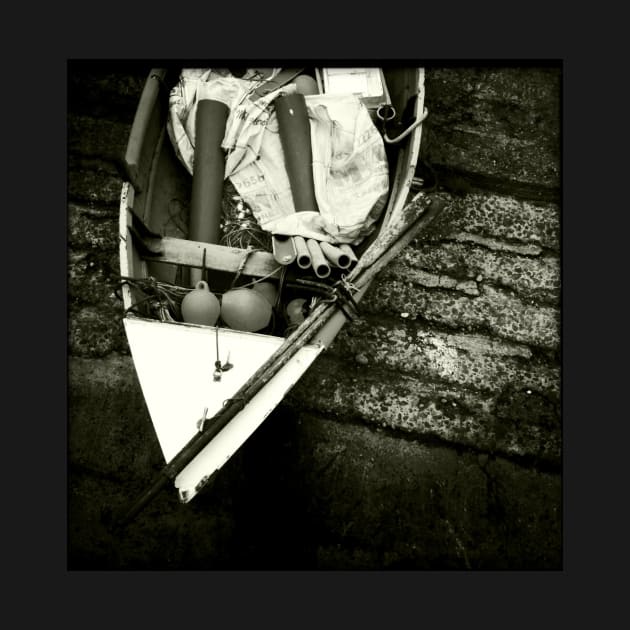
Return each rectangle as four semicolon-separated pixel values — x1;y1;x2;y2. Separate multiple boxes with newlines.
251;281;277;306
286;297;307;326
181;281;221;326
221;287;272;332
295;75;319;96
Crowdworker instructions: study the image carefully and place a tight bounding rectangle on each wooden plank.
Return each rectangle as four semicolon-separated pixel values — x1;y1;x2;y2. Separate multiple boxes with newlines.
138;234;281;279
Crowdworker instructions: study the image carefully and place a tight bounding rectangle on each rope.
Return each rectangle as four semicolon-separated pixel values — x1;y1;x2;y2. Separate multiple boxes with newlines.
228;247;254;289
119;276;190;321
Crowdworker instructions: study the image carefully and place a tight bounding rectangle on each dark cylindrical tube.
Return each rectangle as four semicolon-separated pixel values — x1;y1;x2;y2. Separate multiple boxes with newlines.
275;93;319;214
293;235;312;269
190;98;229;285
319;241;352;269
306;239;331;279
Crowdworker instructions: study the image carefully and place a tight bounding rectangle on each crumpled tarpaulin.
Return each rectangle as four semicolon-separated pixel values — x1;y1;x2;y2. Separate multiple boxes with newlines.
167;69;389;245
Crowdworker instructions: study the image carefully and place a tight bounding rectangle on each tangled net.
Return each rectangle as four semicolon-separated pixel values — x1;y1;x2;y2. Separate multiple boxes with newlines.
119;276;190;322
220;179;272;252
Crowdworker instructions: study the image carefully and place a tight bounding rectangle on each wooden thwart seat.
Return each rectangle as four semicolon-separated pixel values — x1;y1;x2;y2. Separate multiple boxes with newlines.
131;231;281;279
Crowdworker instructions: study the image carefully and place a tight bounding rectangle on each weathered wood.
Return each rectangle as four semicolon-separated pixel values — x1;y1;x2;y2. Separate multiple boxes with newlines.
139;235;281;279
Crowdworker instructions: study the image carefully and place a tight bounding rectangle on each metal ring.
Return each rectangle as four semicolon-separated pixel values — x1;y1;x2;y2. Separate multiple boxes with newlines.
376;104;396;122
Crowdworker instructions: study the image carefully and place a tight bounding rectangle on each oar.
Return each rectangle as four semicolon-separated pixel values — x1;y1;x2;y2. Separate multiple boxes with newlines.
112;193;447;530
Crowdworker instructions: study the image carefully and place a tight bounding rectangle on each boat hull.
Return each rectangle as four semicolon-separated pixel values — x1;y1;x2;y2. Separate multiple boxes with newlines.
124;316;322;502
119;66;427;504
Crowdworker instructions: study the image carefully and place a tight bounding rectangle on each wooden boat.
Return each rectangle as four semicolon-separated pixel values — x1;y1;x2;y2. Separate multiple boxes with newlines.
117;65;443;524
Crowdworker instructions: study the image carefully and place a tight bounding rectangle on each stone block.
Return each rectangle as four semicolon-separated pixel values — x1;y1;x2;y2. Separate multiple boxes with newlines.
423;66;560;197
290;355;560;464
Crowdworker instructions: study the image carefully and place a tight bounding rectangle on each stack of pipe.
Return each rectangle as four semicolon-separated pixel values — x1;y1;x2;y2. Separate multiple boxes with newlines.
272;234;358;277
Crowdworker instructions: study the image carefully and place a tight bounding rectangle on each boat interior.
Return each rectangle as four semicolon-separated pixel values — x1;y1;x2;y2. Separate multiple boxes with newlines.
121;66;423;338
